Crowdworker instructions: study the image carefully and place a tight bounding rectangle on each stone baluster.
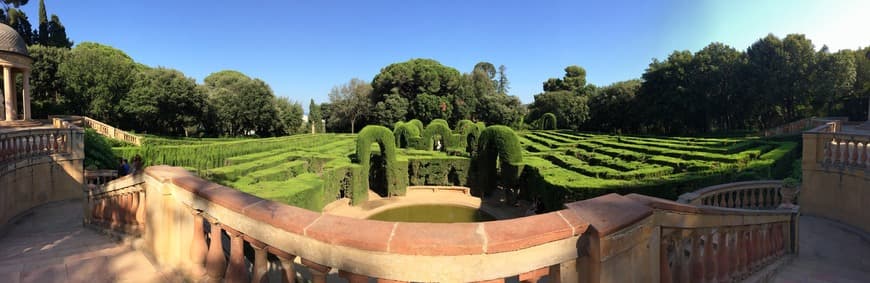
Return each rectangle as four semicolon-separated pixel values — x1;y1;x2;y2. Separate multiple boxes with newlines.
135;191;145;229
189;210;207;276
123;193;133;228
244;237;269;283
705;229;717;282
266;247;297;283
739;228;749;277
839;141;847;164
223;227;249;283
518;266;550;283
660;234;673;283
849;142;856;165
301;258;330;283
205;221;227;281
690;230;704;282
338;270;369;283
718;228;732;283
678;232;691;283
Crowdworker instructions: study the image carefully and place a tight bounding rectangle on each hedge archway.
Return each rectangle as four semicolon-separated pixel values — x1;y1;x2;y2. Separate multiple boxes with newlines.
393;122;421;148
458;120;482;155
541;113;557;130
407;119;425;134
422;122;453;151
355;125;400;203
473;125;523;197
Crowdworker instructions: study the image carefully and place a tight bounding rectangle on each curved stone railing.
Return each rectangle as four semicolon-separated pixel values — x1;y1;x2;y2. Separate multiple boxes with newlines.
83;173;145;235
802;120;870;234
626;194;796;282
0;127;81;166
1;124;84;229
677;180;786;209
51;115;141;145
88;166;800;282
85;169;118;186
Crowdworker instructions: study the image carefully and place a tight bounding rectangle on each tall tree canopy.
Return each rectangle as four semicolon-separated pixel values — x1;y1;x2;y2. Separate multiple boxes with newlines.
122;67;209;136
28;44;68;117
370;58;462;125
274;97;304;135
529;65;594;130
58;42;137;124
203;70;281;136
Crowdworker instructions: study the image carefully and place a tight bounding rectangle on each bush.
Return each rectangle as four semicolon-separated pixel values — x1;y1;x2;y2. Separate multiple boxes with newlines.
393;122;422;148
473;125;524;196
422;122;453;151
84;129;118;169
355;125;402;204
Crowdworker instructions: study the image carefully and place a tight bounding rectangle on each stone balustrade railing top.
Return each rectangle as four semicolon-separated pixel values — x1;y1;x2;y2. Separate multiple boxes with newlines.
85;165;800;282
50;115;141;145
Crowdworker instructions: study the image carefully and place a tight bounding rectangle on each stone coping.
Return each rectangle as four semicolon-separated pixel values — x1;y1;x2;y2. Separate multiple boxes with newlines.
147;165;590;256
678;180;783;203
143;165;798;256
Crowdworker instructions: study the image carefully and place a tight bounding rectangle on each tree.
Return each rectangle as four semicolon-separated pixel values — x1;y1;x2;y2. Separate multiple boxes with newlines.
44;15;71;47
811;49;856;117
327;78;372;133
496;64;510;94
274;96;304;135
6;8;34;44
307;99;322;133
122;67;209;136
371;58;462;124
586;79;641;132
745;34;816;127
371;92;409;126
689;42;744;132
58;42;137;124
36;0;45;44
28;44;68;117
543;65;588;93
529;90;588;130
203;70;280;136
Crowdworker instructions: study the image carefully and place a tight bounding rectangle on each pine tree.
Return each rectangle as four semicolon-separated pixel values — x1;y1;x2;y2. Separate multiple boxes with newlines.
46;14;71;48
308;99;322;134
36;0;47;44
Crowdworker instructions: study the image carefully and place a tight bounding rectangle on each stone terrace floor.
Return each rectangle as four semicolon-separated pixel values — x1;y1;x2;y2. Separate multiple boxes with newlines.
3;200;870;282
0;200;182;283
772;215;870;283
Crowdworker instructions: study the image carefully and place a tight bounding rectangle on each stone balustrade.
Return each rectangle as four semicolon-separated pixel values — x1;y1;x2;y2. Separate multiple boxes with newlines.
86;165;799;282
51;115;142;145
802;120;870;234
0;127;79;166
678;180;786;209
84;169;118;186
84;173;146;235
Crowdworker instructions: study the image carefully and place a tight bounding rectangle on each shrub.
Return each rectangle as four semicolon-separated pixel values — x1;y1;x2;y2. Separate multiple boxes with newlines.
541;113;557;130
355;125;401;204
422;122;453;151
393;122;422;148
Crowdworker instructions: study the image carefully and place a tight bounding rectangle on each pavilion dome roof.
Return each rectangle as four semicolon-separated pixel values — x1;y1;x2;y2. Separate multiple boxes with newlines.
0;24;28;56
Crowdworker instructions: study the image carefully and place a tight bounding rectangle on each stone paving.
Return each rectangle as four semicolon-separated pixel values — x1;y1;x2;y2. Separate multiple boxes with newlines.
0;200;181;283
773;215;870;283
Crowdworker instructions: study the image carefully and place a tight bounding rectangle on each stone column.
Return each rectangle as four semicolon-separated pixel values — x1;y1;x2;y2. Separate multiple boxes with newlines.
22;70;30;120
3;66;15;121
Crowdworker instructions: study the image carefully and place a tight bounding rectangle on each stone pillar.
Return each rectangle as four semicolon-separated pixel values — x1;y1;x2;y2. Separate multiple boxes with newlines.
301;258;329;283
205;222;227;281
22;70;29;120
3;66;15;121
189;211;207;276
224;227;248;283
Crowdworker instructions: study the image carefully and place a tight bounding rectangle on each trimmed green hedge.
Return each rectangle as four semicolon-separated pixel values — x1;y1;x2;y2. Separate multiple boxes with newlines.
394;122;422;149
355;125;402;204
541;113;557;130
473;125;524;196
422;122;453;151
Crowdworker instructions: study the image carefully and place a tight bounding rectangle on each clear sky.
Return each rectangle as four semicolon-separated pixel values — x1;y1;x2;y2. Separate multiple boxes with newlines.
21;0;870;104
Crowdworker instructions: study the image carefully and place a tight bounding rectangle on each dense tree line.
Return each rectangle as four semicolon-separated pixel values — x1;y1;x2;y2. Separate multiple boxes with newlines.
326;59;525;132
565;33;868;135
2;0;71;47
30;42;305;137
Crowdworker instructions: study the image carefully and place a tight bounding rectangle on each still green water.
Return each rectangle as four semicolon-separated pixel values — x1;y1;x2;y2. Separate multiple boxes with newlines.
368;204;495;223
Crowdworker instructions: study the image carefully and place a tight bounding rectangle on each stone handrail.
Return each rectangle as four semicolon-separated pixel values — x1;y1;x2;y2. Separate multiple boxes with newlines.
51;115;141;145
625;194;797;282
0;127;83;169
759;117;847;137
406;185;471;195
84;169;118;186
677;180;787;209
84;173;146;235
88;166;799;282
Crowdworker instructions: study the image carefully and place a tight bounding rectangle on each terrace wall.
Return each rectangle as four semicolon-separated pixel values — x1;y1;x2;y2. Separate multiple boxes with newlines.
0;123;84;231
801;122;870;233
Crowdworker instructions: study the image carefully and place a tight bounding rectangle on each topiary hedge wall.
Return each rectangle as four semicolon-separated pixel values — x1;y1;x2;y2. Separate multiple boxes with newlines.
422;122;453;151
542;113;557;130
355;125;404;204
472;125;524;197
393;122;422;149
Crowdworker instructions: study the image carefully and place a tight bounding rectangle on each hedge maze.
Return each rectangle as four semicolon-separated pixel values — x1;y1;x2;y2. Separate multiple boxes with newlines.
112;122;798;212
517;131;799;206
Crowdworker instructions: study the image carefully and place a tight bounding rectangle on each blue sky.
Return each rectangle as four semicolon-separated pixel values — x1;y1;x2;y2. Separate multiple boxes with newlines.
21;0;870;104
